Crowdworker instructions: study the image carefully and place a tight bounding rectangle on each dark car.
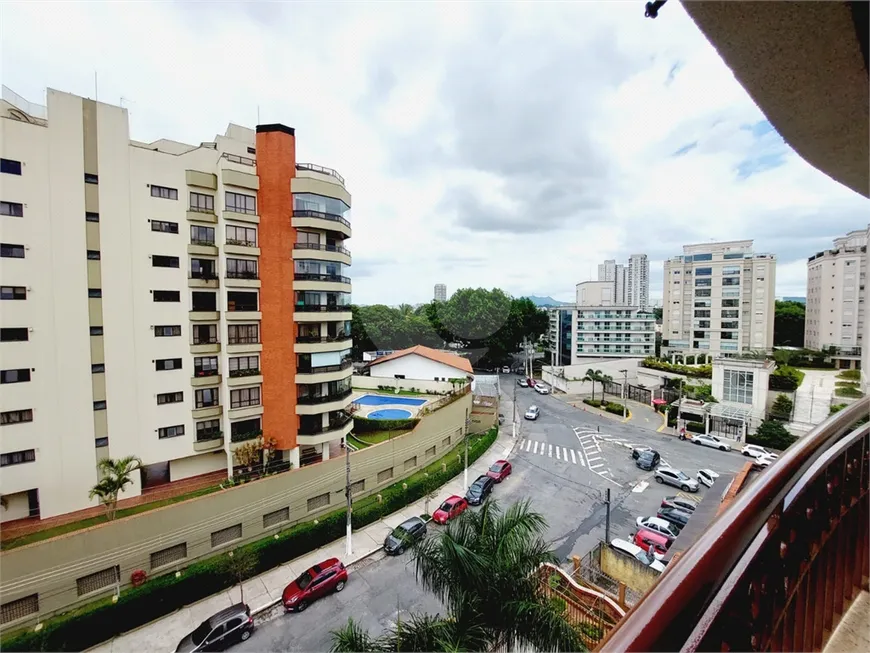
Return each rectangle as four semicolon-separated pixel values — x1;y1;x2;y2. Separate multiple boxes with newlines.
635;449;660;471
384;516;427;555
630;446;652;460
661;496;697;513
465;474;495;506
175;603;253;652
486;460;512;483
282;558;348;612
656;506;692;532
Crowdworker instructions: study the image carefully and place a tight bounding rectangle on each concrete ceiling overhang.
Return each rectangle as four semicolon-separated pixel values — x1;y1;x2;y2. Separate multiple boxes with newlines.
681;1;869;199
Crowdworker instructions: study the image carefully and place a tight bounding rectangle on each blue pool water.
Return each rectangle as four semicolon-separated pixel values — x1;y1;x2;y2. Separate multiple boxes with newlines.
356;394;426;407
367;409;413;420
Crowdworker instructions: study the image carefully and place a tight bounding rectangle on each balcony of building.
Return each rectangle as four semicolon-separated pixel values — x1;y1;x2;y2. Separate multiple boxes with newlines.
292;241;351;266
297;411;354;447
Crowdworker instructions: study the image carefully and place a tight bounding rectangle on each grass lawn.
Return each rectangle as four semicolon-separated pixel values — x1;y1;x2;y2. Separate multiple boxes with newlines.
355;429;412;445
1;485;222;551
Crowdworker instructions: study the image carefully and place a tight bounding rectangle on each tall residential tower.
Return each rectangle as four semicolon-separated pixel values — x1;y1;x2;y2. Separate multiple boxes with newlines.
627;253;650;308
434;283;447;302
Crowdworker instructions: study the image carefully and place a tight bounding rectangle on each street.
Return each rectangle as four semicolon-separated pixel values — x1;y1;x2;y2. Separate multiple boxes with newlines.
233;376;748;651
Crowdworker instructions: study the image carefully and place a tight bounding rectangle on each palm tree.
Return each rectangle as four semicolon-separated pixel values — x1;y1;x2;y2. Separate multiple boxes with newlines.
330;500;582;652
88;456;142;520
582;368;603;401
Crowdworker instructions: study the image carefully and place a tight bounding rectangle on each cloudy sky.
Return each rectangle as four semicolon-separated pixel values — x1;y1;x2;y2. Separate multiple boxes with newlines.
3;1;868;305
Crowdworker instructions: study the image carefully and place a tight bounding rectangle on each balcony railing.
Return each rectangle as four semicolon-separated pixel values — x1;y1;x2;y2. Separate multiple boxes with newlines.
222;152;256;167
226;270;259;280
228;367;261;378
296;162;345;185
295;333;352;344
823;345;862;357
190;237;216;246
294;273;351;284
298;412;353;436
293;242;351;256
225;238;257;247
292;209;350;229
599;398;870;652
298;359;353;375
296;388;353;405
294;304;351;313
190;272;218;281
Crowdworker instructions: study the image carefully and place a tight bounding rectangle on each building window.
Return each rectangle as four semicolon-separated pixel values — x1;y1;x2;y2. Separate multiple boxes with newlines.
152;255;180;268
0;328;28;342
191;291;218;312
1;409;33;425
229;355;259;377
76;566;120;597
230;386;261;409
196;419;221;440
190;259;217;280
695;278;712;287
227;291;258;312
156;358;182;371
225;191;257;215
151;220;179;234
153;290;180;302
211;524;242;548
226;225;257;246
93;400;107;410
307;493;330;512
192;324;218;344
350;480;365;495
194;356;219;377
195;387;219;408
721;310;739;319
0;159;23;176
190;225;215;245
150;543;187;570
92;364;105;373
95;436;109;447
722;266;741;276
156;391;183;405
694;310;711;318
723;369;754;404
0;286;26;300
155;325;182;337
158;425;185;439
88;288;102;298
151;185;178;200
377;467;393;483
87;250;101;260
722;321;739;329
1;368;31;384
722;299;739;308
0;201;24;217
226;258;258;279
404;456;417;471
263;507;290;529
84;173;99;184
723;277;741;286
86;212;100;222
1;243;25;258
0;449;36;466
695;267;712;276
228;324;259;344
189;192;214;213
695;288;711;298
89;326;103;336
230;417;260;441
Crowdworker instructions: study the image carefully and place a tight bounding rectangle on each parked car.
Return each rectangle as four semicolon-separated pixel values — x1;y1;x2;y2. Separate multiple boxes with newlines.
486;459;513;483
752;453;777;470
692;434;732;452
742;444;778;459
282;558;347;612
633;528;670;559
534;383;550;395
524;405;540;420
466;474;496;506
517;378;529;388
609;538;666;572
635;516;680;543
656;506;692;531
654;466;699;492
384;516;427;555
635;449;661;471
501;366;511;374
527;378;536;387
432;495;469;525
630;446;652;460
175;603;253;652
661;495;697;513
697;468;719;488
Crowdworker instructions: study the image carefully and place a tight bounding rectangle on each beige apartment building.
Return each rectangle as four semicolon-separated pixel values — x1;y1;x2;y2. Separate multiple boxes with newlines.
805;226;869;370
0;87;353;523
662;240;776;361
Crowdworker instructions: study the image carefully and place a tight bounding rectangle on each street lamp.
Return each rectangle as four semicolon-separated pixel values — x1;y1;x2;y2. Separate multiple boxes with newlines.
619;369;628;419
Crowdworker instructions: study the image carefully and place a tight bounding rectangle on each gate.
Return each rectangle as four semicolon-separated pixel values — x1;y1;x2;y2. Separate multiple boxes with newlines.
602;381;652;405
709;415;742;438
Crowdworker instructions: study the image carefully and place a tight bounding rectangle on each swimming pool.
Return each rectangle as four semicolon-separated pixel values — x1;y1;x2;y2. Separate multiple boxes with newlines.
367;409;413;420
355;394;427;407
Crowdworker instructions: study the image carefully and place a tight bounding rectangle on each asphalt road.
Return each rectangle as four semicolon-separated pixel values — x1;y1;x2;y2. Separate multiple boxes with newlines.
233;376;748;651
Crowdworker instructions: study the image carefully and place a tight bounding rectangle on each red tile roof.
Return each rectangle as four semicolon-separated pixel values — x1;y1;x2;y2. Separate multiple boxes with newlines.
369;345;474;375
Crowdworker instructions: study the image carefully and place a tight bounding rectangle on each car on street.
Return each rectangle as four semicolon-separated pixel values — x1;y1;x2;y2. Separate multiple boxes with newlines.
742;444;778;459
752;453;777;470
692;434;732;452
697;468;719;488
465;474;495;506
524;405;540;420
635;449;661;471
383;516;427;555
656;506;692;531
527;378;536;387
654;466;700;492
432;495;469;525
635;516;681;543
501;366;511;374
517;378;529;388
630;446;652;459
634;529;670;559
282;558;348;612
609;538;666;572
486;459;512;483
534;383;550;395
175;603;253;652
661;495;697;513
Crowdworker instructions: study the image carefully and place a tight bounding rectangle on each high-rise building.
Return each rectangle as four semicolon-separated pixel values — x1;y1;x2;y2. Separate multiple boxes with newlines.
597;259;616;283
627;253;650;308
576;281;614;306
805;227;868;370
434;283;447;302
662;240;776;361
596;257;638;306
0;88;353;522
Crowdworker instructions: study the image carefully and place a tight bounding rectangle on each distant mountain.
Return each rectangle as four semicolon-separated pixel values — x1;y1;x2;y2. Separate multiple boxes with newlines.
525;295;568;307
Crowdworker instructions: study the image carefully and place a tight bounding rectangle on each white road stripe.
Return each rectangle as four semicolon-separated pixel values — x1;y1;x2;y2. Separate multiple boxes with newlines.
587;456;602;463
570;449;577;464
578;451;586;466
533;441;538;454
539;443;545;456
525;439;532;452
589;463;604;470
548;444;553;457
556;447;561;460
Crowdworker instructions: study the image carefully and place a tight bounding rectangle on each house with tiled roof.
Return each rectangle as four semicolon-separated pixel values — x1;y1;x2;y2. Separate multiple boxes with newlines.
366;345;473;381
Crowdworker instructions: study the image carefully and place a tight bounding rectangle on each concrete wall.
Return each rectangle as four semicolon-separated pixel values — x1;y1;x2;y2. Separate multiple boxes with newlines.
0;394;472;626
599;545;662;595
352;375;454;395
368;354;468;382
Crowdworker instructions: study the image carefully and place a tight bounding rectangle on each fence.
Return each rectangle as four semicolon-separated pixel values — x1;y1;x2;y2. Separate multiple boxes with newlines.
601;381;652;405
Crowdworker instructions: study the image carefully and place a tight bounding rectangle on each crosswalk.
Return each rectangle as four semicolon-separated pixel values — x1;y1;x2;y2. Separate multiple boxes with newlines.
519;438;586;467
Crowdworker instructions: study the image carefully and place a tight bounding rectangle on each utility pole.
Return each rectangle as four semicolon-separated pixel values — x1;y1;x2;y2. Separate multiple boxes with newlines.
604;488;611;543
620;369;628;419
512;381;518;439
463;416;470;489
676;376;684;436
344;437;352;556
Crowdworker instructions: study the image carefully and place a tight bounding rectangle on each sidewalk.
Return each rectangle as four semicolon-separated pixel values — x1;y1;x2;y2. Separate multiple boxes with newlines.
89;429;518;653
558;392;662;430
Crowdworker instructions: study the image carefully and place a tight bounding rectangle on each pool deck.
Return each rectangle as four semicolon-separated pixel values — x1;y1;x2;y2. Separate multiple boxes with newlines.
350;390;437;419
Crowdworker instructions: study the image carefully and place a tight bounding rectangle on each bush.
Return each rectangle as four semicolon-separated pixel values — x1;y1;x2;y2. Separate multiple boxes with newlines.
603;402;625;416
686;421;706;434
747;419;798;451
769;366;805;391
583;398;603;408
837;369;861;381
0;429;499;652
835;385;864;398
769;393;794;420
353;416;420;433
641;357;712;379
829;403;849;415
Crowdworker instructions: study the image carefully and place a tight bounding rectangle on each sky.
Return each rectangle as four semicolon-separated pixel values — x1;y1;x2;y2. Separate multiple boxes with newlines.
3;0;868;306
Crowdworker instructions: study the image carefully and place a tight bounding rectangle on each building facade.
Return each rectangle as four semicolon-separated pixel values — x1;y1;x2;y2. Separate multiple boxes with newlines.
662;240;776;361
805;226;868;369
434;283;447;302
627;253;650;308
547;307;573;366
0;88;353;522
576;280;614;306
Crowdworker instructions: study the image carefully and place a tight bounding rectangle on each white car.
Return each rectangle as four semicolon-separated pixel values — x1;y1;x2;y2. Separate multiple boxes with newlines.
753;453;777;470
501;366;511;374
635;516;680;542
609;538;666;572
534;384;550;395
697;468;719;488
692;434;731;452
742;444;778;460
524;406;540;420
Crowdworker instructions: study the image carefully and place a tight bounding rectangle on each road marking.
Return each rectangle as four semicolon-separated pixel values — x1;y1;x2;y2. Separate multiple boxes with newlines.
533;441;538;454
633;481;649;493
556;447;561;460
589;463;604;470
570;449;576;464
539;444;545;456
587;456;602;463
578;450;586;466
548;444;553;457
525;439;532;452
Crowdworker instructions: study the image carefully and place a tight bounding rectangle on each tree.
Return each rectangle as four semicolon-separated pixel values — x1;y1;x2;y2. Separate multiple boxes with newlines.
774;301;805;347
330;500;581;652
770;393;794;419
88;456;142;521
582;369;611;401
221;547;257;603
749;419;798;451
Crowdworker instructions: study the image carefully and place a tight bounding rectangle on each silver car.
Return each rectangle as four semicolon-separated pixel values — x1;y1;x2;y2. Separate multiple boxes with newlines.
692;434;731;452
524;405;540;420
654;466;699;492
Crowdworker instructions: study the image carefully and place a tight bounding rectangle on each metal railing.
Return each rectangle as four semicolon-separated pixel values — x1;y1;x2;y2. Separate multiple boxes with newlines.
294;304;351;313
298;359;353;375
222;152;256;167
226;270;259;280
296;388;353;405
298;413;353;436
295;333;352;344
291;209;350;228
293;242;351;256
599;398;870;651
225;238;257;247
296;162;345;185
293;273;351;284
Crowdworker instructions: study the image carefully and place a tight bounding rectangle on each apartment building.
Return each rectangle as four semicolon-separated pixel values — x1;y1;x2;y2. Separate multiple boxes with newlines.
627;253;650;308
0;88;353;522
662;240;776;361
597;259;627;304
805;227;868;370
434;283;447;302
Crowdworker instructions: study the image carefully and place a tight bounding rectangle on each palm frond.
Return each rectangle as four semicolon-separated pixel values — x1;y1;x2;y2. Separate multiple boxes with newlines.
330;617;384;653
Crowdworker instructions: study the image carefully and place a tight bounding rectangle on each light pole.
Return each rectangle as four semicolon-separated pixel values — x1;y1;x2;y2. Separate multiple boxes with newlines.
619;369;628;419
344;434;352;556
463;416;471;489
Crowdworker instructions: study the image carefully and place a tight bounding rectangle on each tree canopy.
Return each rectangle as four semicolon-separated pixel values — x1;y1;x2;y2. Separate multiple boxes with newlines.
774;300;805;347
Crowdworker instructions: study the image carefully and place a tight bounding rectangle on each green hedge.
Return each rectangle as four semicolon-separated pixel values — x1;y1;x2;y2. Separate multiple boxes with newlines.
583;398;625;417
769;366;805;391
582;398;602;408
0;428;499;652
641;357;712;379
353;415;420;433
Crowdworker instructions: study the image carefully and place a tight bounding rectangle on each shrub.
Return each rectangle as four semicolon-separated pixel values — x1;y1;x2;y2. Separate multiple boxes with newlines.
769;366;805;391
769;393;794;419
837;369;861;381
353;416;420;433
640;357;712;379
686;421;706;434
829;403;849;415
582;398;603;408
835;385;864;398
748;419;798;451
603;402;625;416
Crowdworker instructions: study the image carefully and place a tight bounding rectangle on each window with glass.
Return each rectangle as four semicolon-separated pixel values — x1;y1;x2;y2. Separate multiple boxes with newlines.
228;324;259;344
694;310;711;318
722;266;741;276
225;191;257;214
189;192;214;213
723;369;754;404
293;193;351;220
721;320;739;329
226;225;257;246
723;277;741;286
190;225;215;245
695;278;712;287
696;320;711;328
722;289;740;298
229;356;260;377
722;299;739;307
226;258;258;279
190;259;217;279
721;310;739;319
690;253;713;262
231;417;261;440
230;386;261;409
194;356;219;377
695;289;711;297
296;231;320;246
192;324;217;344
295;260;321;276
695;267;713;276
151;185;178;200
694;300;711;308
227;291;258;312
195;387;219;408
191;291;217;311
196;419;221;440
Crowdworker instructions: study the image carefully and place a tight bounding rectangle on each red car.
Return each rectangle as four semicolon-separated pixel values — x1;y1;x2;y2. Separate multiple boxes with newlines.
486;460;512;483
282;558;347;612
432;495;468;525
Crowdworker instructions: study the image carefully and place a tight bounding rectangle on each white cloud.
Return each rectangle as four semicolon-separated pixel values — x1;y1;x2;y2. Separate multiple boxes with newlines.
3;0;867;305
